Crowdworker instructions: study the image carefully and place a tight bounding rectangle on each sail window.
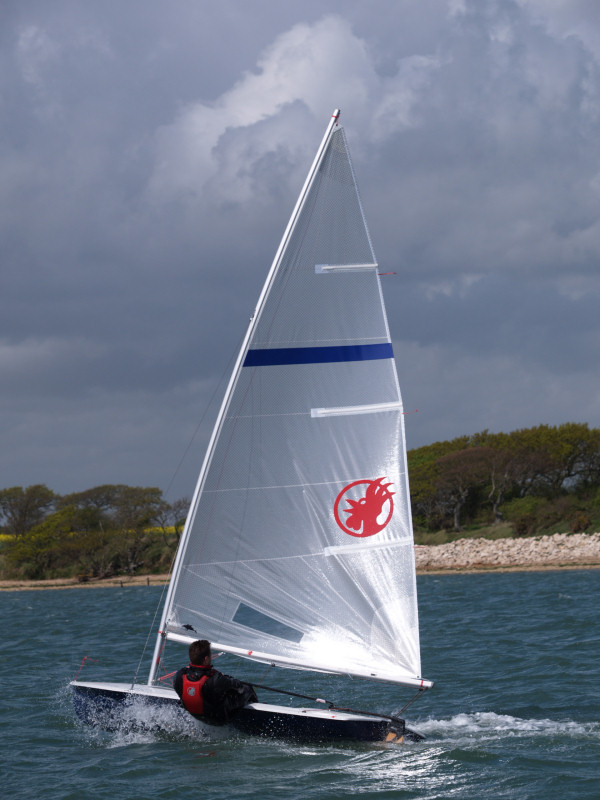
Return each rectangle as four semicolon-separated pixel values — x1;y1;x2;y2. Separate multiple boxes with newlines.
232;603;304;643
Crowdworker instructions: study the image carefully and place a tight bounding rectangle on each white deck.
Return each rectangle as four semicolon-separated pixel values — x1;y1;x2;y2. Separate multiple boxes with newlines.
70;680;383;722
70;680;178;700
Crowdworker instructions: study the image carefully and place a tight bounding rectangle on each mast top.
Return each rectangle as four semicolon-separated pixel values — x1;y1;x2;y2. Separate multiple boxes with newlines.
332;108;341;122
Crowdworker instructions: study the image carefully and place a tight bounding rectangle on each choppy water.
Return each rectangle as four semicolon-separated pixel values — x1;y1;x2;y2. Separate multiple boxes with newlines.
2;569;599;799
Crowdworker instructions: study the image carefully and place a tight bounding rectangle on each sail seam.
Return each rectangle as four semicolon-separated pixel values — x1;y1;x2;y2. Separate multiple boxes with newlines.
323;539;412;555
200;476;406;492
182;543;409;566
227;411;308;419
251;336;388;345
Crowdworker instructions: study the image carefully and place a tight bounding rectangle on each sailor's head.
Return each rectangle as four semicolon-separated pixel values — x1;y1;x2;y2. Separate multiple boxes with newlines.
189;639;211;666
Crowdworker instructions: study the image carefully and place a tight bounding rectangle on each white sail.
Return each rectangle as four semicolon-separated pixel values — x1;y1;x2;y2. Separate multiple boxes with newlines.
152;111;430;690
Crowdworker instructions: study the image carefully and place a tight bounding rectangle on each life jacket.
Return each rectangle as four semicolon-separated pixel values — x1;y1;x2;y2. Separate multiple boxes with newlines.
181;665;215;716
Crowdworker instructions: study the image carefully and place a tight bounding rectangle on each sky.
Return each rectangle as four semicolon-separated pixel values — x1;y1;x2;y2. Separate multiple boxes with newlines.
2;0;600;501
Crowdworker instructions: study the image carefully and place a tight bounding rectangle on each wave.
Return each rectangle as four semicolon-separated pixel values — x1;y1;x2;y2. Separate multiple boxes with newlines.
416;711;600;741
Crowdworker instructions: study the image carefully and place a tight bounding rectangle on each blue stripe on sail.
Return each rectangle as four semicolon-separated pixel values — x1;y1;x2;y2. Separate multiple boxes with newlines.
243;343;393;367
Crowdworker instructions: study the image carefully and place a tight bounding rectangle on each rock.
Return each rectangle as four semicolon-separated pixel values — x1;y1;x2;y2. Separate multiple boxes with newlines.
414;532;600;572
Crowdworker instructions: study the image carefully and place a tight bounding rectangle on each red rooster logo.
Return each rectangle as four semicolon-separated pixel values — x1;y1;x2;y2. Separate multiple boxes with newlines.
333;477;395;537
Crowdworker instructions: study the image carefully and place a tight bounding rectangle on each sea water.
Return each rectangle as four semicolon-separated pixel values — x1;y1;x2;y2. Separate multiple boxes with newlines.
1;569;599;799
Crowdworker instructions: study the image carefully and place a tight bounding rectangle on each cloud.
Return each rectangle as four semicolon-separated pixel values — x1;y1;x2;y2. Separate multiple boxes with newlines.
17;25;60;88
398;337;600;452
147;15;441;205
0;337;103;394
515;0;600;65
148;17;369;202
3;1;600;496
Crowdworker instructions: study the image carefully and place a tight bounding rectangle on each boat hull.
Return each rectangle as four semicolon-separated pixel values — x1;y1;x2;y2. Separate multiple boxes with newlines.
70;681;423;743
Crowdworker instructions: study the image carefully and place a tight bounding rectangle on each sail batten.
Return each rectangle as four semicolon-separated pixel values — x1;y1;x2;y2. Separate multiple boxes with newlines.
150;111;429;691
315;263;378;273
311;401;403;418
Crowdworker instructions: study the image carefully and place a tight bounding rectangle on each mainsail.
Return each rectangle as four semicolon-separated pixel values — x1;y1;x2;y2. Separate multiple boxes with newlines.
150;110;430;690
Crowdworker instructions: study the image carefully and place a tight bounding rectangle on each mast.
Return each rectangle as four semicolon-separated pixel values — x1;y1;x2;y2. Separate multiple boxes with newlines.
147;109;341;685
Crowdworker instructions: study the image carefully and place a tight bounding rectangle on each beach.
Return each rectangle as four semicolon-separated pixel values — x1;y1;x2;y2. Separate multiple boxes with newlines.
1;532;599;590
414;531;600;573
0;573;171;591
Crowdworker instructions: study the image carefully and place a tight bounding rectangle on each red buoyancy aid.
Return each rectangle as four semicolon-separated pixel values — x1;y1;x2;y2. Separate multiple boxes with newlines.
181;666;214;716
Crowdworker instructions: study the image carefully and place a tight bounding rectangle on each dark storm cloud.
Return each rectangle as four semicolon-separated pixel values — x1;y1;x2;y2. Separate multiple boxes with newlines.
1;0;600;495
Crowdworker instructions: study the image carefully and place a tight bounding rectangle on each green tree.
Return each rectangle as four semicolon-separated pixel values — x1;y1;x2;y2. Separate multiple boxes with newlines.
152;496;190;543
408;435;470;530
5;506;75;578
110;486;165;575
409;460;443;530
507;423;595;495
471;431;539;521
0;485;55;536
435;448;493;531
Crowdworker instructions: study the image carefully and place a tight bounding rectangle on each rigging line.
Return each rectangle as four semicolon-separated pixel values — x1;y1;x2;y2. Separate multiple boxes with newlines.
397;688;426;714
256;663;274;684
214;360;258;638
250;681;333;705
163;332;244;501
73;655;98;681
133;332;244;687
132;615;165;688
327;704;406;730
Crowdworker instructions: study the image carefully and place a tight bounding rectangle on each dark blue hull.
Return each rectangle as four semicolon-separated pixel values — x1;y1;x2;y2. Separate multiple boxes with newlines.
71;682;423;743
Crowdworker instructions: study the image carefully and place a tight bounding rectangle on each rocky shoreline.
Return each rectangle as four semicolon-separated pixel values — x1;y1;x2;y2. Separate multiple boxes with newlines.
414;532;600;573
1;533;599;590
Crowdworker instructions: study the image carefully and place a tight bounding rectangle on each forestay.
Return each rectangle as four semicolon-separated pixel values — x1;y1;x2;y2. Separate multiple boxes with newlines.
153;112;429;689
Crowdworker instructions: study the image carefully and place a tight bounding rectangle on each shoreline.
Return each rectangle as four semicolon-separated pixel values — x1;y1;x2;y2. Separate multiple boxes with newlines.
1;533;599;591
0;573;171;592
414;531;600;573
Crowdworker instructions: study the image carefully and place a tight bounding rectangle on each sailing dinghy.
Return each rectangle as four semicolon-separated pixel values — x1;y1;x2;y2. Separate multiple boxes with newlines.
71;109;433;743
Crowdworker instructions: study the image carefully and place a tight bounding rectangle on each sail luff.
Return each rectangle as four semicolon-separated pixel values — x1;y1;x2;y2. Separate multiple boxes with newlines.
249;109;342;335
147;109;342;685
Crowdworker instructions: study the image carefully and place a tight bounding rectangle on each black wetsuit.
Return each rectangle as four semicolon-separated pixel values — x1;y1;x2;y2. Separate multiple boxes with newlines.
174;664;257;724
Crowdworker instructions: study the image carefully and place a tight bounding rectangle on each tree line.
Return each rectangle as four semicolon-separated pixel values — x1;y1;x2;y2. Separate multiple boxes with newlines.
408;422;600;537
1;422;599;581
0;484;188;581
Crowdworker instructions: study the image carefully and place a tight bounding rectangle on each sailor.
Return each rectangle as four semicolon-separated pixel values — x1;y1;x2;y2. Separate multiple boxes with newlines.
174;639;258;724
